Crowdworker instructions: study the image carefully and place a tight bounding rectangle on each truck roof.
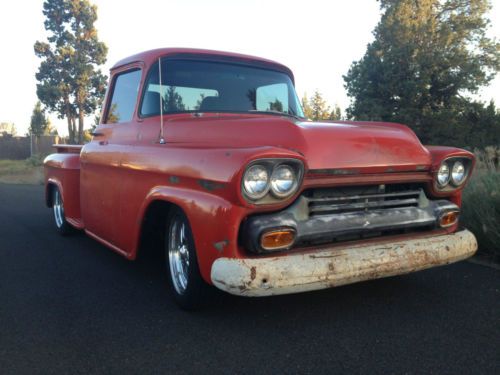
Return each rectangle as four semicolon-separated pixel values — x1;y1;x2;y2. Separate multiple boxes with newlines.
111;48;295;82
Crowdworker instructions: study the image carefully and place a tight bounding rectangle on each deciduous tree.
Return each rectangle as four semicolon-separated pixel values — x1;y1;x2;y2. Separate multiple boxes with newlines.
301;93;313;120
302;91;333;121
0;122;17;136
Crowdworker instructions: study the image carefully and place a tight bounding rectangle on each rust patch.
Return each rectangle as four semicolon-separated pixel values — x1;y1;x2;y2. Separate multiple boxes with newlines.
198;179;225;191
250;266;257;280
210;229;477;297
374;246;393;251
169;175;180;184
213;240;229;252
309;253;343;259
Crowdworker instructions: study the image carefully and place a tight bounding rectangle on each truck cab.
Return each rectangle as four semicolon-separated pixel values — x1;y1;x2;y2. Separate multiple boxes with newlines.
44;48;477;309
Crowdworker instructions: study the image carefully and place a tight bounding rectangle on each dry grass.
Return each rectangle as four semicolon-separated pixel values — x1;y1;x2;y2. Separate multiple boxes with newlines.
0;158;44;185
461;147;500;261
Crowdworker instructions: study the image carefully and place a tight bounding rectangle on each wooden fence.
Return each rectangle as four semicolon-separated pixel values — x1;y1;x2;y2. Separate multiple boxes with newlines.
0;134;61;159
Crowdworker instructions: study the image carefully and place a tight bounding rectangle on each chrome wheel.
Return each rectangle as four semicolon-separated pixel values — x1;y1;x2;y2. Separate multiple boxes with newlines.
53;189;65;228
168;217;190;295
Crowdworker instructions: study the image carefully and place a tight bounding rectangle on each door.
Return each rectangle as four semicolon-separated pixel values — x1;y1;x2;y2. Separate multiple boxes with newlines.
80;68;142;248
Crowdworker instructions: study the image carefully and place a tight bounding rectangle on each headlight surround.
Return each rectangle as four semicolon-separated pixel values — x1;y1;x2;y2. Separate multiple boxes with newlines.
270;165;298;198
451;161;466;186
243;164;270;200
437;163;450;187
434;157;472;191
241;159;304;204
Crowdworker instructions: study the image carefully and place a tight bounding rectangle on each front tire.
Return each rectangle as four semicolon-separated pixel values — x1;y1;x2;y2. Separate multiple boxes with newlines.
52;187;73;235
165;208;209;310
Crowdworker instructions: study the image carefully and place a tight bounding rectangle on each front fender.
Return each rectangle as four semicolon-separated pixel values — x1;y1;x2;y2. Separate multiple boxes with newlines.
136;186;248;284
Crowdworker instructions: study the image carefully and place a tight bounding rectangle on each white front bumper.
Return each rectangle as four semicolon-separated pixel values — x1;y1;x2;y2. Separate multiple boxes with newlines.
210;229;477;297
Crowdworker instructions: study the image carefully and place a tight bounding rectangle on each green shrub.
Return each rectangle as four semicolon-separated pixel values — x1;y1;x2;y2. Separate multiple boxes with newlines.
25;154;44;167
461;148;500;261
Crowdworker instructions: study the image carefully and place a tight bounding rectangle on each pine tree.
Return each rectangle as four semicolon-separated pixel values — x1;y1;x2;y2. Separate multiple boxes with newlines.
34;0;108;144
344;0;500;144
29;101;49;136
329;105;343;121
163;86;186;112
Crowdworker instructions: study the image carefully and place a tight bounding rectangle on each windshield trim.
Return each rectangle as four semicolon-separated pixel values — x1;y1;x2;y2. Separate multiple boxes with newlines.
164;53;294;83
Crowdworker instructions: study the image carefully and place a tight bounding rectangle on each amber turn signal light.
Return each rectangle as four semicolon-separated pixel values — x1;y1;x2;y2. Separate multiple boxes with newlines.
260;229;296;251
439;211;459;228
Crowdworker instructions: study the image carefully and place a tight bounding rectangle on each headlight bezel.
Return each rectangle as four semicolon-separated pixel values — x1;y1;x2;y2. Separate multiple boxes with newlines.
434;157;472;191
241;158;304;204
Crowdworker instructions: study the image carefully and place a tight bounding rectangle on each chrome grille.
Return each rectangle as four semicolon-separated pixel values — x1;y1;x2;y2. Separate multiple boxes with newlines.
307;185;423;216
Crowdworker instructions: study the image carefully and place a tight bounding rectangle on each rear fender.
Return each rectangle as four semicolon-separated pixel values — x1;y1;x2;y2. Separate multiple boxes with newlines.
44;153;82;228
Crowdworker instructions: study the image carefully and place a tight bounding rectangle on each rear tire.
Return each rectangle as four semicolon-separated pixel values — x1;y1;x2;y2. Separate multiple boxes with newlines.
52;187;73;236
165;208;210;310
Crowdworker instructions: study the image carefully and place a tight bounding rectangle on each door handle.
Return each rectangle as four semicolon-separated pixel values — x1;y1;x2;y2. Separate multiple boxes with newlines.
91;131;104;137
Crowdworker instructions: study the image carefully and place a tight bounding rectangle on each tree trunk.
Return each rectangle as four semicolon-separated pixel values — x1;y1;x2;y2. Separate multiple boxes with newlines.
71;117;76;144
64;96;75;144
77;105;84;144
66;115;74;144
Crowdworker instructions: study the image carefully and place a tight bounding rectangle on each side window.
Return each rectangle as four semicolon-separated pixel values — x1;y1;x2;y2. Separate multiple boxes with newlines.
256;83;289;113
105;69;142;124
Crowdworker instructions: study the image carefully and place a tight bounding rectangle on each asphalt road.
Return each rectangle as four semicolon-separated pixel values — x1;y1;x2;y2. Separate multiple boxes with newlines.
0;183;499;374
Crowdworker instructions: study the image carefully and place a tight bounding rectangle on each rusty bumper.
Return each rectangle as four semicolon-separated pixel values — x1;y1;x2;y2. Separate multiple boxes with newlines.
210;229;477;296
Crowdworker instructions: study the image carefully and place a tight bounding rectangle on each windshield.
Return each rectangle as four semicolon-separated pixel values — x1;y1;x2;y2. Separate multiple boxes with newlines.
140;59;304;118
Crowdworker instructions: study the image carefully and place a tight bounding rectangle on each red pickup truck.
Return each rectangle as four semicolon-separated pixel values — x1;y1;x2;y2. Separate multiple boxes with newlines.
44;48;477;309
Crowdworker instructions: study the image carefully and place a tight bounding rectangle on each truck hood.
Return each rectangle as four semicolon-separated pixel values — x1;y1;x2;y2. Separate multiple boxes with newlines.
164;115;431;172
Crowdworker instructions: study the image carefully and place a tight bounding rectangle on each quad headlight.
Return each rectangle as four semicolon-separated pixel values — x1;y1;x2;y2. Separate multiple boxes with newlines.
437;163;450;187
451;161;466;185
242;159;303;203
243;164;270;200
270;165;298;198
435;158;471;190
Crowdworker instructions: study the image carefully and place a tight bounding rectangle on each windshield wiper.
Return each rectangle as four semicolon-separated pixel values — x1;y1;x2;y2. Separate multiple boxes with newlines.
248;110;305;121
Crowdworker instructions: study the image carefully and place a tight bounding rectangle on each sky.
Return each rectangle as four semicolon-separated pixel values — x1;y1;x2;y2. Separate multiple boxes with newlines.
0;0;499;136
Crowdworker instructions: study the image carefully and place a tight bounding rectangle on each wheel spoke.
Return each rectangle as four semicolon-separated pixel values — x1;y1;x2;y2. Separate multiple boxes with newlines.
53;190;64;228
168;216;191;295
